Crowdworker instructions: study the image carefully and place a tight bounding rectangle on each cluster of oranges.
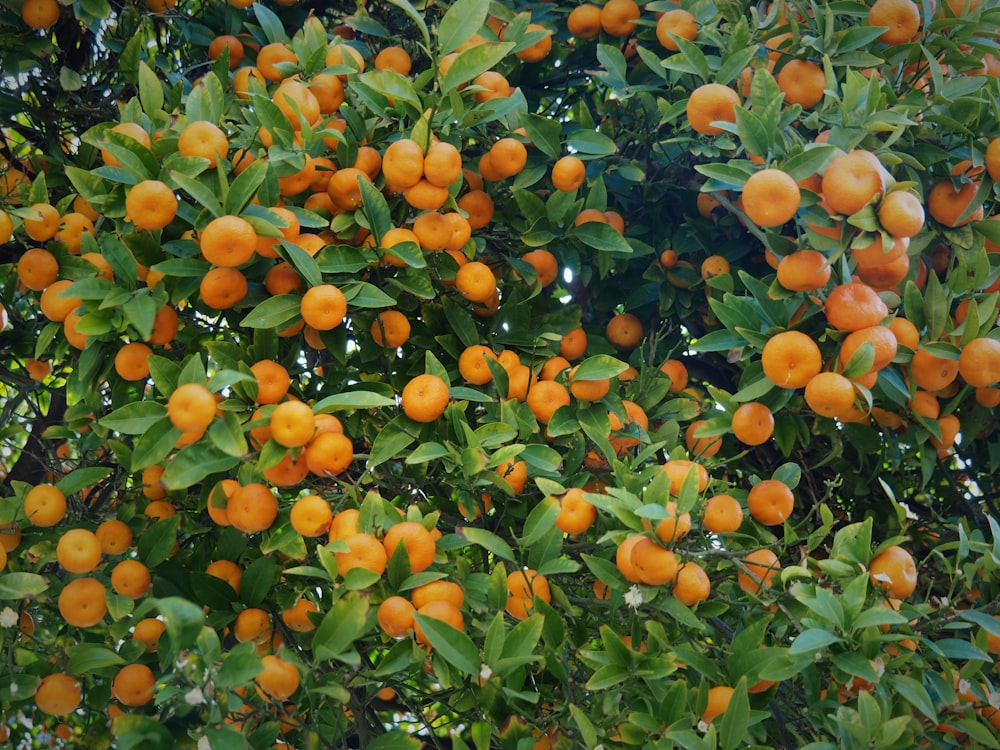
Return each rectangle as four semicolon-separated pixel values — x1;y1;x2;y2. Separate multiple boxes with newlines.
2;0;1000;746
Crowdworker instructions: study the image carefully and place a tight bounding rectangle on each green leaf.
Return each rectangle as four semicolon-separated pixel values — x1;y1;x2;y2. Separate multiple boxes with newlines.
367;415;417;468
406;442;451;464
314;390;396;412
439;0;489;54
719;679;750;749
138;518;177;568
154;596;205;652
312;592;371;662
241;556;280;608
131;417;182;471
205;726;250;750
386;0;430;49
441;42;516;95
458;526;515;561
253;3;288;45
520;114;561;160
137;62;164;116
60;66;83;92
788;628;841;655
168;169;222;218
521;496;560;546
56;467;112;496
412;613;481;675
366;733;423;750
887;674;937;723
161;443;240;490
342;281;397;308
240;294;302;329
358;177;392;242
567;130;618;156
101;401;167;434
224;159;269;216
573;354;629;380
0;572;48;599
571;222;632;254
66;644;126;674
734;107;769;159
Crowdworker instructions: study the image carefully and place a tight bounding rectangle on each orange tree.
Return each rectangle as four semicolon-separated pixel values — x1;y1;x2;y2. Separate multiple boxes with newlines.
1;0;1000;747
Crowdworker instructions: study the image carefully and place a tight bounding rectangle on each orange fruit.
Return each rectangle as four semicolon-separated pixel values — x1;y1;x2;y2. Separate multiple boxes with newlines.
554;487;597;534
58;577;107;627
824;282;889;331
742;169;801;227
601;0;641;36
335;532;388;577
256;42;297;80
687;83;740;136
654;501;692;544
870;544;918;598
301;284;347;330
327;167;372;211
656;8;697;50
605;312;644;350
506;568;550;620
738;549;781;595
199;215;257;267
455;261;497;303
256;655;300;701
850;233;908;268
305;431;354;477
56;529;102;573
958;337;1000;387
776;250;831;292
206;559;242;593
411;580;465;611
673;561;711;606
840;325;898;374
631;536;679;585
458;344;499;385
166;382;216;433
250;360;291;405
928;178;984;228
747;479;794;525
526;379;571;424
375;45;412;75
568;4;602;38
269;400;315;448
17;247;59;291
39;279;81;322
414;600;465;645
487;138;528;180
290;495;333;537
878;190;925;237
568;367;610;402
520;249;559;287
703;494;744;533
377;596;416;638
776;59;826;108
132;618;166;652
660;459;709;496
111;559;152;598
401;373;450;422
702;686;735;724
761;331;822;389
23;202;60;242
114;342;153;381
822;150;887;217
551;155;586;192
382;138;424;191
281;598;320;632
24;483;67;527
226;482;279;533
686;420;722;458
200;266;248;309
870;0;921;44
178;120;229;167
660;359;689;391
208;34;244;68
126;180;178;231
96;519;133;554
383;520;437;572
804;371;857;418
457;190;494;229
35;674;82;716
370;309;411;348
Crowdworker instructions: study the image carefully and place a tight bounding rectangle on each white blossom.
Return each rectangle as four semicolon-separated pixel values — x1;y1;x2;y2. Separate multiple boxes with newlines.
697;719;709;733
197;737;211;750
9;681;17;695
184;686;205;705
479;664;493;682
624;585;643;609
0;607;18;628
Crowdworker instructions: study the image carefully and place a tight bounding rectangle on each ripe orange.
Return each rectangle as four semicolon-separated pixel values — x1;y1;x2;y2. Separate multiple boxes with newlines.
660;359;689;391
95;519;133;554
256;655;300;701
822;150;887;217
411;580;465;611
554;487;597;534
305;431;354;477
457;190;494;229
631;536;679;585
520;249;560;287
747;479;794;526
673;561;711;606
166;382;216;433
656;8;697;50
375;45;412;75
58;577;108;627
24;483;67;527
17;247;59;291
206;559;242;593
383;520;437;572
804;371;857;418
281;598;320;632
274;79;320;130
761;330;822;389
458;344;499;385
605;312;644;350
702;686;735;724
401;373;450;422
487;138;527;180
601;0;641;36
257;42;298;81
377;596;416;638
38;280;80;322
269;400;315;448
685;83;741;137
126;180;178;231
335;532;388;577
824;282;889;331
568;4;602;39
455;261;497;303
200;266;248;309
703;494;744;533
111;559;152;598
870;0;921;44
655;501;692;544
56;528;102;574
226;482;279;533
290;495;333;537
383;139;424;191
250;360;291;405
199;215;257;267
327;167;372;211
114;342;153;381
776;59;826;108
35;674;82;716
178;120;229;167
414;600;465;645
958;336;1000;387
23;202;60;242
878;190;925;237
870;545;918;598
301;284;347;330
661;459;709;495
551;155;586;192
738;549;781;595
840;325;898;375
686;420;723;458
132;618;166;652
370;309;411;348
506;568;550;620
742;169;801;227
568;367;610;402
776;250;831;292
526;379;571;424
